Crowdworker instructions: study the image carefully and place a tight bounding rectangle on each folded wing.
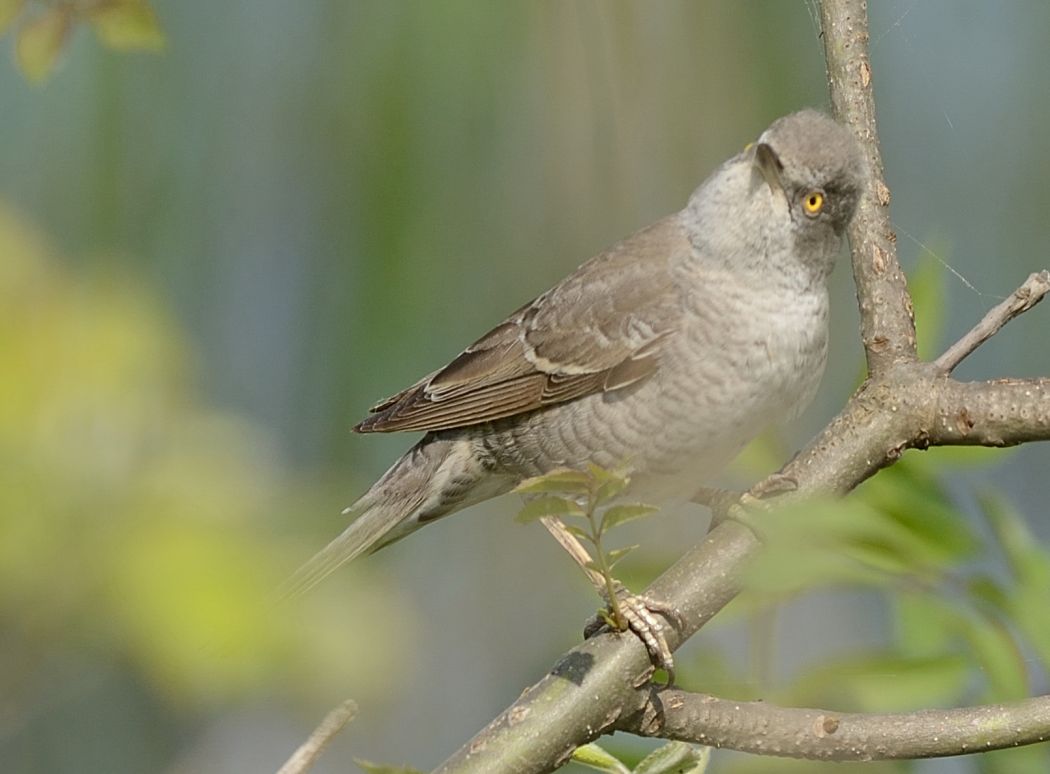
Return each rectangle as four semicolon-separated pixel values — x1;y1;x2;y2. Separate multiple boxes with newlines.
355;215;688;433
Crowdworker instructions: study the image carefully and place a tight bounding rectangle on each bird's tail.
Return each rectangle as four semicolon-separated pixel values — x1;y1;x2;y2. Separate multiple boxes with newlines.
279;437;508;599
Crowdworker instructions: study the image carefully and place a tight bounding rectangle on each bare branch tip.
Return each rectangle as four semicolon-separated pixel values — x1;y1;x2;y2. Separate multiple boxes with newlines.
276;699;359;774
935;269;1050;373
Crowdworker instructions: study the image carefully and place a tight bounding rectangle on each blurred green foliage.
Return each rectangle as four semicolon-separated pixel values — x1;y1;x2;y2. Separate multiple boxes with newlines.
699;466;1050;774
3;3;1049;772
0;205;413;768
1;0;162;82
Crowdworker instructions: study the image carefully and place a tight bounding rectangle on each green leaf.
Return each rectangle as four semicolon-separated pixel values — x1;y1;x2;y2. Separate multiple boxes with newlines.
514;495;584;524
634;741;711;774
895;592;1027;701
570;743;631;774
87;0;165;51
743;498;919;594
894;591;957;655
963;610;1028;701
978;492;1050;667
594;476;628;505
15;8;70;83
601;503;659;532
979;492;1050;586
356;761;425;774
606;544;639;568
514;468;592;496
0;0;25;36
967;574;1010;611
585;462;629;485
563;523;593;542
858;462;978;564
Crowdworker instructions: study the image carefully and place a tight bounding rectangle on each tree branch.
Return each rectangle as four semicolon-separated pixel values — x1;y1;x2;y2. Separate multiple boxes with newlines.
619;690;1050;761
933;378;1050;447
431;521;759;774
276;700;358;774
429;1;1050;771
821;0;916;375
934;271;1050;373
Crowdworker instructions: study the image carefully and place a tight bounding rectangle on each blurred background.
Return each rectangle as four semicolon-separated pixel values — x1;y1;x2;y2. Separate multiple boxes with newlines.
3;1;1050;772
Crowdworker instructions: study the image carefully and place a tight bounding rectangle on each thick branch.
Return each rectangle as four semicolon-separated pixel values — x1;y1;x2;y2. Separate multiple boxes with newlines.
432;521;758;774
932;378;1050;447
620;690;1050;761
935;271;1050;373
821;0;917;373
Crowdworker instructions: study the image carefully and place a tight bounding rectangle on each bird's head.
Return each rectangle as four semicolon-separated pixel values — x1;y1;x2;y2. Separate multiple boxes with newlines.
682;110;867;280
750;109;867;241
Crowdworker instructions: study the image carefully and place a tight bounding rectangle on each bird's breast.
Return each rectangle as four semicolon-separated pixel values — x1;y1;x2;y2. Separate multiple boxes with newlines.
487;280;829;504
674;279;829;423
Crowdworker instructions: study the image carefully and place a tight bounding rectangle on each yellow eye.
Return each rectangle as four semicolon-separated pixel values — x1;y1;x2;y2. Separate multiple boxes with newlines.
803;190;825;217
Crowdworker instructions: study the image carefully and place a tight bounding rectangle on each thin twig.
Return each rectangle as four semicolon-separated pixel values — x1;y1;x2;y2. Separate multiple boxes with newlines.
539;516;605;591
622;689;1050;760
276;700;358;774
935;271;1050;373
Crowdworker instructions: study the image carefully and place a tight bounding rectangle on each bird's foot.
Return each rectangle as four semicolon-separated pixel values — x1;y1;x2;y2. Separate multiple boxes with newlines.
693;474;798;532
750;472;799;500
584;581;684;685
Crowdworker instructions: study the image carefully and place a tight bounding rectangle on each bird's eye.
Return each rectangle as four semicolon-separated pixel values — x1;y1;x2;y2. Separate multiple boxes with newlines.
802;190;825;217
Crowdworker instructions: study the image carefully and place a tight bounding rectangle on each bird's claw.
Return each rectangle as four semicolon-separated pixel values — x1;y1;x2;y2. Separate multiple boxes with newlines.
751;472;799;500
695;474;798;533
584;584;683;684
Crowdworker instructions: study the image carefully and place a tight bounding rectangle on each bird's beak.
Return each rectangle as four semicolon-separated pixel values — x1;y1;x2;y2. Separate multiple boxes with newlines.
752;142;785;196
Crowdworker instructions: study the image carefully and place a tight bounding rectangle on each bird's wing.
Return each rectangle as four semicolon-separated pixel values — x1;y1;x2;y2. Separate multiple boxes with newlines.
354;215;688;433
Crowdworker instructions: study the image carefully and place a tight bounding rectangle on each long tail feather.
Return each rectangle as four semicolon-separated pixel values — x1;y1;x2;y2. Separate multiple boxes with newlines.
279;438;476;600
277;493;407;600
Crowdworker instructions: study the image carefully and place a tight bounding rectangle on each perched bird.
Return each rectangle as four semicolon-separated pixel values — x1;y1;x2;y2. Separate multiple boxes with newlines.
284;109;866;598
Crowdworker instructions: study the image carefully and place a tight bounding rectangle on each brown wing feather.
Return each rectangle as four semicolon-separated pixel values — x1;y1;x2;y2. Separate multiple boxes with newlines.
354;215;689;434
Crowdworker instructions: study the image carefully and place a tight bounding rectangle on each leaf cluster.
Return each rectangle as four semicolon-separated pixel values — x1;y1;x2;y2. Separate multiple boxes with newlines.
514;465;659;572
1;0;163;82
514;465;659;630
708;457;1050;774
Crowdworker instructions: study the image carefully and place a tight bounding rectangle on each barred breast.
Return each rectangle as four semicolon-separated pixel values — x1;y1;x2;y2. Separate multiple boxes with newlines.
484;269;829;505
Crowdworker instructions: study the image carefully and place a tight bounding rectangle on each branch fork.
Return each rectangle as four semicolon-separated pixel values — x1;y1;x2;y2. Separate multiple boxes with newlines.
425;1;1050;770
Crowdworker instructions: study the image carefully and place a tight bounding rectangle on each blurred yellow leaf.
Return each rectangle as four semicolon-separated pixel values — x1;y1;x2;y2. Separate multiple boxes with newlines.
87;0;164;51
0;204;413;709
15;7;70;82
0;0;25;36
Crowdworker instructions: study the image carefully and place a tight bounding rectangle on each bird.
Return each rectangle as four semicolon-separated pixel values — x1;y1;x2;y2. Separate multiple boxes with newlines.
283;109;866;600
